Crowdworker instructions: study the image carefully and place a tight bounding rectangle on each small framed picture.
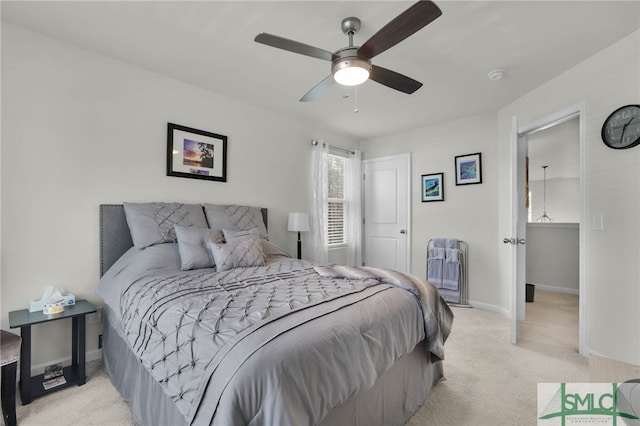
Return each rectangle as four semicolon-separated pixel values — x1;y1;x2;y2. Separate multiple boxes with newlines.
455;152;482;185
421;173;444;202
167;123;227;182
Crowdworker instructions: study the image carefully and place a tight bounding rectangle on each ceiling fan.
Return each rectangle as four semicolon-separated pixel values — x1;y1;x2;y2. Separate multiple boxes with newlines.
254;0;442;102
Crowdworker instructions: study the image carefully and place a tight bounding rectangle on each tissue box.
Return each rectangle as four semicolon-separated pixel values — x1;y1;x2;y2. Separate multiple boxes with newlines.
43;299;65;315
28;294;75;312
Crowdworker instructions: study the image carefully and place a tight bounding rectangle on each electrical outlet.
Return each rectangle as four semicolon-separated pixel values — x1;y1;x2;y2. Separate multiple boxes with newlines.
87;307;103;324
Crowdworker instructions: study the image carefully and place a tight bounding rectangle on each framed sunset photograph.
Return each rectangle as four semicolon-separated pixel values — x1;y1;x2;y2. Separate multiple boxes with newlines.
455;152;482;185
421;173;444;202
167;122;227;182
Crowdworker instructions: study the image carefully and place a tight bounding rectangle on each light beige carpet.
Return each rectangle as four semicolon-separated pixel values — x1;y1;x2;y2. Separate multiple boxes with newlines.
15;360;132;426
408;290;587;426
15;290;587;426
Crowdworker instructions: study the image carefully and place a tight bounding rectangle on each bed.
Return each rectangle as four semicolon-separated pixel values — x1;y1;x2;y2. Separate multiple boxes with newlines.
96;203;453;426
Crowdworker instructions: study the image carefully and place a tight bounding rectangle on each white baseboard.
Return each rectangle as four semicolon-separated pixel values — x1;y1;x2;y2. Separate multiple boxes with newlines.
529;283;579;295
29;348;102;376
467;299;510;318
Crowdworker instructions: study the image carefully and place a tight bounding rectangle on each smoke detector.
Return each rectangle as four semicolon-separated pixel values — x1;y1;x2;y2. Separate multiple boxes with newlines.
487;69;506;81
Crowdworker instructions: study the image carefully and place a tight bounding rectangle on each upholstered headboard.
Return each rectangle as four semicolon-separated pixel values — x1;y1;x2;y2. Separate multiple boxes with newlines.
99;204;268;277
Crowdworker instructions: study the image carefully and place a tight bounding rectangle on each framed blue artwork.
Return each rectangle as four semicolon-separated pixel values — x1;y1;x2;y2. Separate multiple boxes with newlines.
421;172;444;202
455;152;482;185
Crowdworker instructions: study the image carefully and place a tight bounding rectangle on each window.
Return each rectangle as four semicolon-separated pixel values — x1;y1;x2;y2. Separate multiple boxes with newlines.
327;154;346;246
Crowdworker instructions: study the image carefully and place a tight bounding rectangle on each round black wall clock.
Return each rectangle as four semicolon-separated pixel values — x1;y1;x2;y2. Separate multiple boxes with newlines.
601;104;640;149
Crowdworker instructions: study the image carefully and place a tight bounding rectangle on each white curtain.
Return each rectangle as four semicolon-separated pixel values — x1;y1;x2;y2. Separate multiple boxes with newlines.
310;141;328;263
345;150;362;266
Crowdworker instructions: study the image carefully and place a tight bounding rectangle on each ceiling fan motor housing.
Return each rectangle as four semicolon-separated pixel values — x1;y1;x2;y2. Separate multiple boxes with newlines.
341;17;361;36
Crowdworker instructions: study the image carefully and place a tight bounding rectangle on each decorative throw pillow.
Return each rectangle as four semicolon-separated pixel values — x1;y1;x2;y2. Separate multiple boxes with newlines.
123;202;208;248
174;226;224;270
223;227;260;243
207;237;266;272
203;204;268;240
261;240;291;258
223;228;290;258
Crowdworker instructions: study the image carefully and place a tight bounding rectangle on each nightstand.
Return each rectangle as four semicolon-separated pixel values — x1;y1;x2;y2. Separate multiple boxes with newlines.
8;300;96;404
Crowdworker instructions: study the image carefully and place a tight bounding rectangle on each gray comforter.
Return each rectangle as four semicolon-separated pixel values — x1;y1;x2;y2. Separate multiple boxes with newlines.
96;243;453;426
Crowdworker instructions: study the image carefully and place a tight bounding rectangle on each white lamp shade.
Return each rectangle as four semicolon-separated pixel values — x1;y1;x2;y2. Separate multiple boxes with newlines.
288;212;310;232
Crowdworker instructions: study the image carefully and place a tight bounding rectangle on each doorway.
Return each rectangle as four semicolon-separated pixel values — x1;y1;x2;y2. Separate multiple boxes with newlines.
522;116;581;352
509;103;587;356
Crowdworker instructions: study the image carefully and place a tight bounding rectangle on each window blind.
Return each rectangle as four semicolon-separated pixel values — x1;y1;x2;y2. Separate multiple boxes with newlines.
328;155;346;245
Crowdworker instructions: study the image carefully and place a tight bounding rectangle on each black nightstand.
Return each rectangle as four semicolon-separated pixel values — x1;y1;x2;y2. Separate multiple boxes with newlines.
8;300;96;404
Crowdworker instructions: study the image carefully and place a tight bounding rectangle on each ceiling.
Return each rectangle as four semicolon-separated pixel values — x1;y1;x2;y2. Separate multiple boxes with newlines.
2;1;639;140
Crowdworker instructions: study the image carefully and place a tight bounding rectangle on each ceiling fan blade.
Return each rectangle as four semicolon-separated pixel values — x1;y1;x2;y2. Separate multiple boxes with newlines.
255;33;335;62
369;65;423;94
358;0;442;59
300;75;335;102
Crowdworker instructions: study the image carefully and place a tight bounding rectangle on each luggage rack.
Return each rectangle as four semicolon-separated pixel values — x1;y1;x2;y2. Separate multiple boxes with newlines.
427;238;471;308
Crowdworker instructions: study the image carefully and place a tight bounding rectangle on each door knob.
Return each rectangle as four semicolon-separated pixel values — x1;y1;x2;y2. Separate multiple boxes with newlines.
503;238;526;245
400;229;407;234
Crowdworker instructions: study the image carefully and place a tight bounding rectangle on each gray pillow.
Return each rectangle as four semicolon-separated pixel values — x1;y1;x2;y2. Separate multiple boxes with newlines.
207;237;266;272
223;227;260;243
175;226;224;270
204;204;268;240
223;228;290;258
261;240;291;258
123;202;208;248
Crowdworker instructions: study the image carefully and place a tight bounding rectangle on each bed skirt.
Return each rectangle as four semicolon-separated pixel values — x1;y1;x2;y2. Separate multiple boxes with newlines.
102;308;443;426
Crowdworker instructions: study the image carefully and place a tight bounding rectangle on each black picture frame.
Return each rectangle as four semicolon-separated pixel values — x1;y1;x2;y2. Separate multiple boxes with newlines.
455;152;482;185
421;173;444;202
167;122;227;182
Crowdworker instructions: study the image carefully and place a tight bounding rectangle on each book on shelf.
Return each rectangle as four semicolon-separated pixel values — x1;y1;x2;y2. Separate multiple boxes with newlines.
42;375;67;390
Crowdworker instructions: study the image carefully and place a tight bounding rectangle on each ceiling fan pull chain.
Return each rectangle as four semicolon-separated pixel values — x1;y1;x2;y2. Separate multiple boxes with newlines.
353;87;359;113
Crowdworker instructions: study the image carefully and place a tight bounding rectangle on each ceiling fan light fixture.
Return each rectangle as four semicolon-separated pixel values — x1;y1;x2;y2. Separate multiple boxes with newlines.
332;58;371;86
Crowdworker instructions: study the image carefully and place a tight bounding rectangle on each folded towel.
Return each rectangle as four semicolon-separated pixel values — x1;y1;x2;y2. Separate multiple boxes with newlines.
443;248;460;290
427;255;444;287
432;238;446;248
445;248;459;263
445;238;459;249
429;247;445;259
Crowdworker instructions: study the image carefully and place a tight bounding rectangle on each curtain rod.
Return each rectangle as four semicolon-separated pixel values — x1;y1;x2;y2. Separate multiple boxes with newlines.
311;139;356;156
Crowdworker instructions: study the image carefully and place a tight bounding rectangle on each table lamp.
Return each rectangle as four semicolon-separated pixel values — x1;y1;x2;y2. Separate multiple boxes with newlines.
287;212;309;259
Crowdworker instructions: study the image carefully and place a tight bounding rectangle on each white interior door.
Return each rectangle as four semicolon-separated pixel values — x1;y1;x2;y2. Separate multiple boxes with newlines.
363;154;410;272
508;117;528;344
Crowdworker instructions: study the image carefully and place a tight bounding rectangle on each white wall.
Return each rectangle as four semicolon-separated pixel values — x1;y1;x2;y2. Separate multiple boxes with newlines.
528;178;580;223
498;30;640;365
360;113;501;310
526;224;579;293
0;23;358;366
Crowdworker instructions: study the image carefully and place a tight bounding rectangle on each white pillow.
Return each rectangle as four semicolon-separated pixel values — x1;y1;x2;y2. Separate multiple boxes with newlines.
174;226;224;270
207;237;266;272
